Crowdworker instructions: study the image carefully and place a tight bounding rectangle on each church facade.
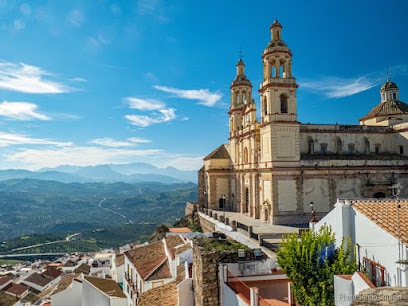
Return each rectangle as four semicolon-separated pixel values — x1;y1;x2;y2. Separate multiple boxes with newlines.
198;20;408;225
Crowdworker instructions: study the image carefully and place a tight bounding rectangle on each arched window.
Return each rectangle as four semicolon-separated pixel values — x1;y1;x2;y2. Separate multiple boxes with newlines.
364;138;370;154
393;92;397;100
280;94;288;113
336;137;342;154
263;96;268;116
230;117;234;131
243;147;248;164
308;137;314;154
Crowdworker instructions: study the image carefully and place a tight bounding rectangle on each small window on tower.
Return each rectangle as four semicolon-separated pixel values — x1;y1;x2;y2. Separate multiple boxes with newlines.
280;95;288;113
320;143;327;154
393;92;397;100
348;144;355;154
399;145;404;155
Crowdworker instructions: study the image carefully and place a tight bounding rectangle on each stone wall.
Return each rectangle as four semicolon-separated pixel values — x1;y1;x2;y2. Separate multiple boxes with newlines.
198;214;216;233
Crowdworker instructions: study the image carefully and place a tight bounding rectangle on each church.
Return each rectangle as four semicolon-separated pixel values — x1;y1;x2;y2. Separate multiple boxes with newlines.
198;20;408;225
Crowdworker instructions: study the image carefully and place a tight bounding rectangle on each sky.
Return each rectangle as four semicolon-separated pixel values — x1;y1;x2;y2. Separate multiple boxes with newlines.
0;0;407;171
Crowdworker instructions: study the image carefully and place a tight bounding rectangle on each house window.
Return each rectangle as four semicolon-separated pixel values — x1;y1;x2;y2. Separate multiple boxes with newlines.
320;143;327;154
348;144;355;154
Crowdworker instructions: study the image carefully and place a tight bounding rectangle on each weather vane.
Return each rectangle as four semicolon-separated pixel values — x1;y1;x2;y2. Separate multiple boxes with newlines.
239;48;243;60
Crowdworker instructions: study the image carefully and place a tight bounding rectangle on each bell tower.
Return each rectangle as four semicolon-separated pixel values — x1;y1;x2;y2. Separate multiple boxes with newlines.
228;55;259;167
259;20;300;166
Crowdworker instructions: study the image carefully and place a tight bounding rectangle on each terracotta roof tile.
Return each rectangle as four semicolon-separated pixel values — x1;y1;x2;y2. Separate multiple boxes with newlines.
138;263;187;306
175;243;192;256
84;275;126;298
24;272;53;287
4;282;29;296
168;227;192;233
115;253;125;266
43;266;62;279
352;199;408;245
203;144;230;160
360;100;408;121
74;263;91;275
165;235;185;259
146;260;172;281
125;241;167;280
51;273;80;296
0;275;12;286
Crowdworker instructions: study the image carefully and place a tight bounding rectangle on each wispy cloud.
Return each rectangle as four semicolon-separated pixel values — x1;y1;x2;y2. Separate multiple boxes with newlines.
124;97;177;127
89;137;151;147
0;61;71;93
154;85;223;107
0;132;71;147
124;97;165;111
300;75;383;98
125;108;176;127
0;101;50;120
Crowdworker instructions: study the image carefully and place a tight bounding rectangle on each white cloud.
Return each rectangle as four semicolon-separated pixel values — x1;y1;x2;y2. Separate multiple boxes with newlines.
124;97;165;111
0;101;50;120
0;132;71;147
154;85;223;107
89;137;151;147
300;75;382;98
4;146;163;170
0;61;70;93
125;108;176;127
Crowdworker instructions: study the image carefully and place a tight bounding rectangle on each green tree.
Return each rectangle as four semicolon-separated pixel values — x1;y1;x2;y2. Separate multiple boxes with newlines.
277;225;357;306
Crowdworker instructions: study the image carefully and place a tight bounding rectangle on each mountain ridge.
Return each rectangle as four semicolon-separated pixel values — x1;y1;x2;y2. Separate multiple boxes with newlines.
0;162;197;184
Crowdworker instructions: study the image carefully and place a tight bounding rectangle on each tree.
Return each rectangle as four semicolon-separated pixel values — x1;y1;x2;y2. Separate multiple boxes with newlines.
277;224;357;306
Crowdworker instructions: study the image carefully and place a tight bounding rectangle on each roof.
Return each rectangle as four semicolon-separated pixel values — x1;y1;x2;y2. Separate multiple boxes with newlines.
24;272;53;287
51;273;80;296
84;275;126;298
381;80;398;90
203;144;230;161
137;263;186;306
115;253;125;266
168;227;192;233
74;263;91;275
4;282;29;296
43;266;62;279
175;243;192;256
352;199;408;245
125;240;167;280
146;260;172;281
0;275;12;286
351;287;408;305
165;235;186;259
359;100;408;121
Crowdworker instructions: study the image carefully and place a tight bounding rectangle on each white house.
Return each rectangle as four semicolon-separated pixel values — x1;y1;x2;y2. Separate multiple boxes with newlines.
123;235;190;305
82;275;127;306
314;198;408;287
50;273;82;306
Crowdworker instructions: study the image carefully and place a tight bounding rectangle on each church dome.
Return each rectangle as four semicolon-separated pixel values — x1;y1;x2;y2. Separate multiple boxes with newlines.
381;80;398;91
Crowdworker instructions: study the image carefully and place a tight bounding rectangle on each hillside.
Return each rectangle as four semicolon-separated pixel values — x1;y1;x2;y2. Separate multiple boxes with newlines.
0;179;197;243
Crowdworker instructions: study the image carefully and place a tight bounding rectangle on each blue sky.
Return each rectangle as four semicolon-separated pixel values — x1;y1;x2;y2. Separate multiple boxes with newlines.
0;0;407;171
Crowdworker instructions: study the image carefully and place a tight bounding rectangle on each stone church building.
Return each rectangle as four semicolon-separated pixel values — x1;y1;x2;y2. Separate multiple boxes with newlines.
198;20;408;225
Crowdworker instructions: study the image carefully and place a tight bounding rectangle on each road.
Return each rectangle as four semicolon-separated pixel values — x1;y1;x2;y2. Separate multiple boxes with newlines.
98;198;134;224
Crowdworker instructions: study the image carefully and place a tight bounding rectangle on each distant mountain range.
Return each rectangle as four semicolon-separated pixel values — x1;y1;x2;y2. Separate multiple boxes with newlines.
0;163;198;184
